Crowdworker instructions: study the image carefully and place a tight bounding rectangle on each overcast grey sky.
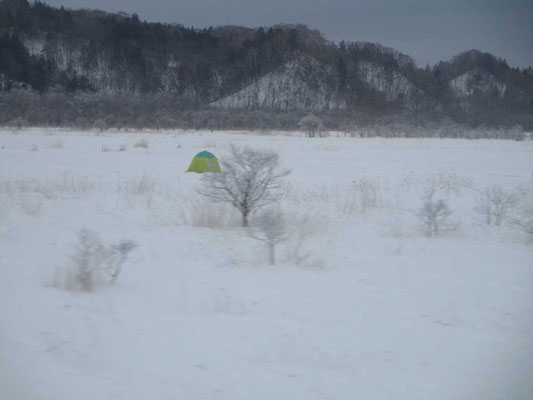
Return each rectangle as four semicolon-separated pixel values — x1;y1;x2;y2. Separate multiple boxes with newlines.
46;0;533;68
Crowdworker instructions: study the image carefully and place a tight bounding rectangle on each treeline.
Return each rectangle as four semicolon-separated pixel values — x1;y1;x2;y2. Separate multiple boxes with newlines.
1;88;526;140
0;88;301;130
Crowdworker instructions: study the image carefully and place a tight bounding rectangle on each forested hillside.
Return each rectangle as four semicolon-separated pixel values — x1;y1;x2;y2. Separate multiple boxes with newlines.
1;0;532;131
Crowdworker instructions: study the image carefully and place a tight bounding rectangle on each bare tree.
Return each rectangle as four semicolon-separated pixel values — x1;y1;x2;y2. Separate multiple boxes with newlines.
416;191;453;237
199;145;290;227
475;186;516;226
69;229;101;291
298;114;325;138
248;210;290;265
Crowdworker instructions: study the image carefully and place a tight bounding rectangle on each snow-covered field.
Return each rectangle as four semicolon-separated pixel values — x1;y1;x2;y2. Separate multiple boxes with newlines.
1;128;532;400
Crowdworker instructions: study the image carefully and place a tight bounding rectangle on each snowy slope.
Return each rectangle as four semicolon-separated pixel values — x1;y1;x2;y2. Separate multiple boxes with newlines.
356;61;433;110
212;55;345;111
1;129;532;399
450;69;507;98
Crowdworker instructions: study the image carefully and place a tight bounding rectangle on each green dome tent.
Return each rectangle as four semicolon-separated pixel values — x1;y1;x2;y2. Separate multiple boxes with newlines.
186;151;222;173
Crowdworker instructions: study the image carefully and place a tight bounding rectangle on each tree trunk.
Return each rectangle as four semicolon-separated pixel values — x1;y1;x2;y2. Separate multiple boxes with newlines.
426;221;433;237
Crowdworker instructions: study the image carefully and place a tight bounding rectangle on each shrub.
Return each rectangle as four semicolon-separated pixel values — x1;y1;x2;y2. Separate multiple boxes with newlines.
134;139;149;148
56;229;137;292
49;139;63;149
416;191;453;237
475;186;516;226
511;192;533;243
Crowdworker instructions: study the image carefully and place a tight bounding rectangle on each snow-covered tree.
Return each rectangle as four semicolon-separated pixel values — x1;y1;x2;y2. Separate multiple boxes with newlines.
93;118;107;133
416;191;453;236
298;114;325;137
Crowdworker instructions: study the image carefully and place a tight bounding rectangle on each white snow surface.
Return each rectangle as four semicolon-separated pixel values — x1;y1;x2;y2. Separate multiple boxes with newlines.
1;129;532;399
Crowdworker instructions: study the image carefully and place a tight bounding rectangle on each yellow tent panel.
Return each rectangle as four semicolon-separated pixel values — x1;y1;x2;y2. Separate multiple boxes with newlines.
186;151;221;173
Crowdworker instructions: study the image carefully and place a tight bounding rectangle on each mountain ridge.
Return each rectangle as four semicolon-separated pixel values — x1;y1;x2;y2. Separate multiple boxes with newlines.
1;0;532;129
